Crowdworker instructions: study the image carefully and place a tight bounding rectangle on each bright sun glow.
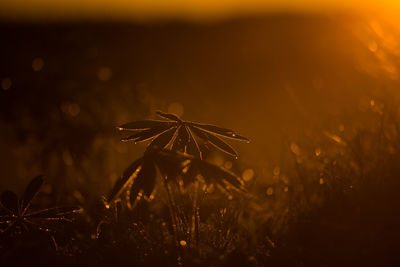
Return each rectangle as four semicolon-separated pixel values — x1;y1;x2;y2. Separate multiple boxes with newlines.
0;0;399;21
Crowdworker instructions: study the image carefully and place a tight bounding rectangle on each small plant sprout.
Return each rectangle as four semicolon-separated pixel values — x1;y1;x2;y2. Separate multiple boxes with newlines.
0;175;81;236
109;111;249;204
108;111;250;251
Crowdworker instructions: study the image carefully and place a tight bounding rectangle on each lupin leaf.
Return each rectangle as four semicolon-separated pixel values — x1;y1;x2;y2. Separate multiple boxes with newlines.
191;123;249;142
191;126;238;157
129;159;156;204
156;111;181;122
172;126;190;152
186;127;202;159
21;175;44;214
193;159;244;190
108;158;143;202
121;126;170;143
146;126;177;151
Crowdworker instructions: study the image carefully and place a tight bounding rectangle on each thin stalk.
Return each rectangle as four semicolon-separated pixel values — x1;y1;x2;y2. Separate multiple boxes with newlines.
164;179;179;245
191;180;200;248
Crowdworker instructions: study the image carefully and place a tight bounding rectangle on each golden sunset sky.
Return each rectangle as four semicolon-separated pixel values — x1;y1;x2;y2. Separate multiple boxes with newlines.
0;0;398;21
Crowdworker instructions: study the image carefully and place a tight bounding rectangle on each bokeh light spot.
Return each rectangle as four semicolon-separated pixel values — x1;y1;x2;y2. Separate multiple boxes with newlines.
273;166;280;176
242;168;255;182
368;40;378;52
1;77;11;90
266;187;274;196
213;155;224;166
32;57;44;71
61;102;80;117
62;150;74;166
283;186;289;193
68;103;80;116
290;143;300;155
97;67;112;81
224;161;232;169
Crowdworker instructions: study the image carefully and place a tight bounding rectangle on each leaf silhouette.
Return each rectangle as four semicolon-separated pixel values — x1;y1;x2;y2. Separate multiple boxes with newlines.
186;127;202;158
129;159;156;203
172;126;189;152
153;150;186;179
146;126;177;151
108;150;186;205
156;111;181;122
0;190;18;215
108;158;143;202
121;126;170;143
191;123;250;142
21;175;44;214
183;158;244;191
190;126;238;158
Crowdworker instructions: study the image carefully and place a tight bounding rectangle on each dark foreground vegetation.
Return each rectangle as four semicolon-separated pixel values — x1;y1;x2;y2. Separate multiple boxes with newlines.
1;14;400;266
2;105;400;266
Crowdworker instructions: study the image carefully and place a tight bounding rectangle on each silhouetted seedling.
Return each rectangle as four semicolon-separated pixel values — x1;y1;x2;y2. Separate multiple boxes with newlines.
108;111;249;253
0;175;81;237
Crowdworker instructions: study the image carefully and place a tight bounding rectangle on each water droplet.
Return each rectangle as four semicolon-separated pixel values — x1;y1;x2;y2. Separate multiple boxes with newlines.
179;240;187;246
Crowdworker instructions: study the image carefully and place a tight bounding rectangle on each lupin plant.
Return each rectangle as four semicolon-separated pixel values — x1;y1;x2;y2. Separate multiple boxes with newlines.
0;175;81;242
107;111;249;248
